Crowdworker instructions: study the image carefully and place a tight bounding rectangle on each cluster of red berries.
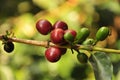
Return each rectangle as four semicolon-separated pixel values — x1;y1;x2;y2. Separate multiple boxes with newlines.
1;18;110;64
36;19;78;62
36;19;110;63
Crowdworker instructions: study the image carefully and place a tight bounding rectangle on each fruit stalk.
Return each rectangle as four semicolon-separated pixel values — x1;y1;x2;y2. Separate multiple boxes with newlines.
0;34;120;54
78;45;120;54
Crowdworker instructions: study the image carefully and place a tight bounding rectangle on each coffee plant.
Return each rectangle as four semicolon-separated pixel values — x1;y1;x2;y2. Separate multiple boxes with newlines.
0;19;120;80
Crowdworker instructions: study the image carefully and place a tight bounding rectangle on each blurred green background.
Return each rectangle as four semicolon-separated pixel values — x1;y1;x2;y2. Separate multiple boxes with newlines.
0;0;120;80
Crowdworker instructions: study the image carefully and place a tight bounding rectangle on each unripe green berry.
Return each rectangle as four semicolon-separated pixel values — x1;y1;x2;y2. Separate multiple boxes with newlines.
82;38;95;45
75;28;90;44
96;27;109;41
64;29;76;43
77;52;88;64
64;32;74;43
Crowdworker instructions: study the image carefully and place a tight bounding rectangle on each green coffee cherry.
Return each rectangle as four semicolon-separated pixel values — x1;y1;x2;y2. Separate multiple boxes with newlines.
77;52;88;64
64;30;76;43
75;28;90;44
82;38;95;45
96;27;109;41
64;32;74;43
4;41;14;53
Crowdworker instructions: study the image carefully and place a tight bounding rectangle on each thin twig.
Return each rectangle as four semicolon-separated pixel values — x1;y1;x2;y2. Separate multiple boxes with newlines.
78;45;120;54
0;34;120;54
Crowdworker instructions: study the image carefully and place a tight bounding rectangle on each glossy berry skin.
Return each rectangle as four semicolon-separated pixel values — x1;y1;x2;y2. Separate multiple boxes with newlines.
45;47;62;62
65;30;77;37
77;53;88;64
53;20;68;30
64;29;77;43
96;27;109;41
50;28;65;44
36;19;52;35
75;28;90;44
4;42;14;53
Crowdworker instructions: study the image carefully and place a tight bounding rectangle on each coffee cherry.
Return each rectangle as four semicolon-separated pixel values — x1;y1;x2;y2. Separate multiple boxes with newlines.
75;28;90;44
4;41;14;53
64;29;77;43
65;30;77;37
82;38;94;45
77;52;88;64
50;28;65;44
53;20;68;30
45;47;62;62
60;48;67;55
36;19;52;35
96;27;109;41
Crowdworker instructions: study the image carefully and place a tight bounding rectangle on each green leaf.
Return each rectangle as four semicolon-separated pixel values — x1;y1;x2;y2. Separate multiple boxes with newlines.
89;52;113;80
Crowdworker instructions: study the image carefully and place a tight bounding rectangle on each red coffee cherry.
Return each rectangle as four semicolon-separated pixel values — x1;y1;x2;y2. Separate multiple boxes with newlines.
53;20;68;30
50;28;65;44
59;48;67;55
36;19;52;35
45;47;62;62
